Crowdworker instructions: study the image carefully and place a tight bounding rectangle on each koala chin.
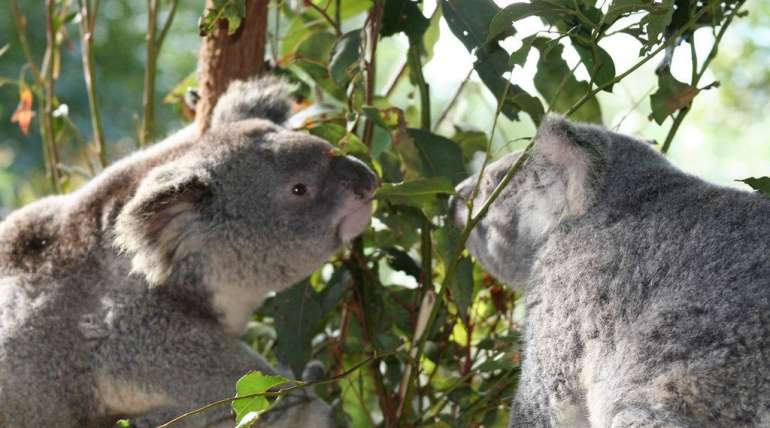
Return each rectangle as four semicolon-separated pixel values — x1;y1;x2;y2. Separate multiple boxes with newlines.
451;116;770;428
0;76;376;427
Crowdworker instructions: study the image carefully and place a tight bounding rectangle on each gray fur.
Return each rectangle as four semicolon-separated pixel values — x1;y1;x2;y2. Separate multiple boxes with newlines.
0;77;376;428
450;116;770;427
211;76;292;127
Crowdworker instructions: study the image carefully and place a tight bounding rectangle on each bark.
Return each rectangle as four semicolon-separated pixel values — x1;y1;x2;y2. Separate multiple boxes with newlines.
195;0;269;135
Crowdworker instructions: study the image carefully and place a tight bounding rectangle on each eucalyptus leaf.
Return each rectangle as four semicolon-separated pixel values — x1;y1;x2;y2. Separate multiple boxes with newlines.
376;178;455;198
329;30;362;85
649;69;698;124
442;0;544;124
233;371;291;428
738;177;770;196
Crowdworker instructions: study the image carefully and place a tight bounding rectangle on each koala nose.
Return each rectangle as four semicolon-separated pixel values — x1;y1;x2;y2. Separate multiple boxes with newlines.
449;178;474;228
331;155;378;199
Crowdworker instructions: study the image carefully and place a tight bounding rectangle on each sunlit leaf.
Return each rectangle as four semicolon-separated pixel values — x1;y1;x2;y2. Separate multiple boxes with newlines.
233;371;291;428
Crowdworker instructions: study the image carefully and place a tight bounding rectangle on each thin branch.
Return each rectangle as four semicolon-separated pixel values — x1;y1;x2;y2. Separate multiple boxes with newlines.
661;0;744;154
565;5;712;117
10;0;42;85
77;0;108;168
361;0;384;147
42;0;61;193
140;0;159;146
306;0;341;35
432;67;473;132
158;353;389;428
157;0;179;50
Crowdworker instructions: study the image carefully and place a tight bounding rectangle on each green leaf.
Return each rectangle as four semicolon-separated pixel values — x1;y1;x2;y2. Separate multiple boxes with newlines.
407;128;468;184
376;177;454;209
329;30;362;86
233;371;291;428
488;1;571;43
114;420;131;428
260;280;324;377
649;69;698;124
533;38;602;123
571;40;616;91
508;35;536;68
641;0;675;46
442;0;544;124
452;127;488;162
380;0;430;40
738;177;770;196
377;177;455;198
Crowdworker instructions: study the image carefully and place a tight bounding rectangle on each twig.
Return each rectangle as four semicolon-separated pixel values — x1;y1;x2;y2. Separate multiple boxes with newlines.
432;67;473;132
140;0;179;146
158;353;389;428
10;0;42;85
361;0;384;147
42;0;61;193
306;0;340;35
565;5;712;118
661;1;743;154
77;0;108;168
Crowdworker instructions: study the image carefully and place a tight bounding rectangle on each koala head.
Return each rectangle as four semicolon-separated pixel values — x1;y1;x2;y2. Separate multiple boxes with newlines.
449;116;609;287
115;78;377;299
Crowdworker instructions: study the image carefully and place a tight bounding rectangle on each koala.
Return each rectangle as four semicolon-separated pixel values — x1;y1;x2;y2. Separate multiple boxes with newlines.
0;76;377;428
450;116;770;427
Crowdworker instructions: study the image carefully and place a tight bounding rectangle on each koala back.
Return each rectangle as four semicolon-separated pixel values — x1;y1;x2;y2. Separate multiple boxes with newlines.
452;116;770;427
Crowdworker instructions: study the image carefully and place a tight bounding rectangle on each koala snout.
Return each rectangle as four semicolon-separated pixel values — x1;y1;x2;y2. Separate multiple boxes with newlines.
449;178;474;228
331;155;378;199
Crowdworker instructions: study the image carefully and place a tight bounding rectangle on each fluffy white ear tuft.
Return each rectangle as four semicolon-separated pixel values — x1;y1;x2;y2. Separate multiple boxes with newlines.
114;165;212;286
533;115;601;216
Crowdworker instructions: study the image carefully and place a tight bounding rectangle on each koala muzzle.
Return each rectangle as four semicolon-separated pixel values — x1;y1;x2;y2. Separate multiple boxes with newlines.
331;155;378;199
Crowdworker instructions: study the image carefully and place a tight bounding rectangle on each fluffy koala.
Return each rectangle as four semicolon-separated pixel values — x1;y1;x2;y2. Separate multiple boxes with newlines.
0;77;377;427
451;116;770;427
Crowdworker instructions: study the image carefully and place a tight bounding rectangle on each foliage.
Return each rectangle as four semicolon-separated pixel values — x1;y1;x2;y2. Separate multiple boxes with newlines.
0;0;763;427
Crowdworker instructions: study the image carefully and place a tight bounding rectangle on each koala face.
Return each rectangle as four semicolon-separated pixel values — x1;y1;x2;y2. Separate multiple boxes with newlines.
450;117;604;288
116;120;377;297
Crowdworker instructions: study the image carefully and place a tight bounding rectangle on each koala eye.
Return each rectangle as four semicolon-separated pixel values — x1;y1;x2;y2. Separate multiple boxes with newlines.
291;183;307;196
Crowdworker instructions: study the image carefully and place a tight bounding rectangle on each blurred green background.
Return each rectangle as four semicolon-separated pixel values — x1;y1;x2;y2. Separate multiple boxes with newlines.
0;0;768;209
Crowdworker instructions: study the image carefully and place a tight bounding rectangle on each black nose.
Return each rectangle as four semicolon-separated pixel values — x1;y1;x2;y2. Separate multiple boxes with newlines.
331;155;378;198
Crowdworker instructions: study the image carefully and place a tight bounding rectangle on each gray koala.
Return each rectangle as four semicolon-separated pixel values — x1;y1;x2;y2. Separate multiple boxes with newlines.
451;117;770;427
0;77;377;427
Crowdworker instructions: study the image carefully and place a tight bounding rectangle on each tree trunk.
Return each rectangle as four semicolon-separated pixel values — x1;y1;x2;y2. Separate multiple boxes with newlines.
195;0;269;135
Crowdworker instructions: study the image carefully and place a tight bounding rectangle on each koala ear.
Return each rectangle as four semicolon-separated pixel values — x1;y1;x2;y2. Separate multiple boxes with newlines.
211;75;292;127
533;115;603;216
115;165;213;286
